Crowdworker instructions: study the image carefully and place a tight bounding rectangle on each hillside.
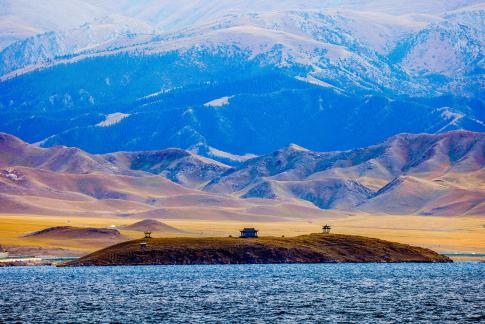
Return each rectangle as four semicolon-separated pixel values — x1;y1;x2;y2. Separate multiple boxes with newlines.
0;1;483;156
0;132;229;181
0;131;483;217
63;233;452;266
0;132;122;174
0;133;324;220
205;131;485;215
24;226;122;239
106;149;230;188
122;219;187;233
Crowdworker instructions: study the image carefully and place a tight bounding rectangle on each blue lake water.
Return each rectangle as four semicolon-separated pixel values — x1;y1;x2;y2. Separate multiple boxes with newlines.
1;263;484;323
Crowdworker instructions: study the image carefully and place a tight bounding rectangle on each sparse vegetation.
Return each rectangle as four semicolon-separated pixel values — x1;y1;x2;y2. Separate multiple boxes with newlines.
64;233;451;266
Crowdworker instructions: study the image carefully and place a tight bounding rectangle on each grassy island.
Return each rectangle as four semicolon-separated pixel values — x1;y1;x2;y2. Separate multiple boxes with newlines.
62;233;451;266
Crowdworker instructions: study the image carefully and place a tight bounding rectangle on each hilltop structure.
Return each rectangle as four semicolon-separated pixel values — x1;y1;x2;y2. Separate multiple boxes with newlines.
240;228;258;238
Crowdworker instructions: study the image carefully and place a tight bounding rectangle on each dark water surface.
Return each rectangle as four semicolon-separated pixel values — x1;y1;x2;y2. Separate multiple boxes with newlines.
1;263;484;323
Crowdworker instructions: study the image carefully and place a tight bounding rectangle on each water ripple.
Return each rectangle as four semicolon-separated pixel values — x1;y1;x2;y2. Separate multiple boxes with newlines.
0;263;484;323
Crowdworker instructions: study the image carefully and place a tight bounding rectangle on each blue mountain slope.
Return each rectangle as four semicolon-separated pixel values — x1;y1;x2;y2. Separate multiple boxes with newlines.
0;51;483;156
1;2;484;158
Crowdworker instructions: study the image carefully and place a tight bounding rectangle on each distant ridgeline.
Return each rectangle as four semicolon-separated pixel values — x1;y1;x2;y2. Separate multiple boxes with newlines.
0;0;484;156
0;131;484;217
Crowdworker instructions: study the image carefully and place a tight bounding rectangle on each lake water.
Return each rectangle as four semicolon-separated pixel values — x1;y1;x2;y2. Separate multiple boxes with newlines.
1;263;484;323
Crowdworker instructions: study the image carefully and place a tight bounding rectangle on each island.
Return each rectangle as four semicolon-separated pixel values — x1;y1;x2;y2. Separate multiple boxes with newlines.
62;233;451;266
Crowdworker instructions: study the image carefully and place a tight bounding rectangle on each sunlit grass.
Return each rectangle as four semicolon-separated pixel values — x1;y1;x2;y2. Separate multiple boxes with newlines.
0;213;483;256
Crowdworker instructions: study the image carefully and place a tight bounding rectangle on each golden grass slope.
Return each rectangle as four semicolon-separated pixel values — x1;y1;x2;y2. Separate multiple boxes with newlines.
1;214;484;258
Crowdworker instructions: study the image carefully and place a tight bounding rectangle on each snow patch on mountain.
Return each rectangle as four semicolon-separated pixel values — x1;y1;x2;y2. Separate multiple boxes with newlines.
437;108;465;132
137;87;182;100
0;14;157;75
400;22;483;77
96;113;130;127
0;0;483;96
204;96;233;108
295;75;335;88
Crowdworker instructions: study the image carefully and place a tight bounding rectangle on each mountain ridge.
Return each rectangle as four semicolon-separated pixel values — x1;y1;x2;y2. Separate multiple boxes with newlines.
0;1;483;157
0;131;483;217
204;130;485;215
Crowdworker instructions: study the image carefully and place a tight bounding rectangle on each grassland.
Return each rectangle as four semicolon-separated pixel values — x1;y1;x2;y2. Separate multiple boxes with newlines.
0;213;484;260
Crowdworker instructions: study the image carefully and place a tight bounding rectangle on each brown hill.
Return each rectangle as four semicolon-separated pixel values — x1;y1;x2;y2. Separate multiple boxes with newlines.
106;149;230;189
0;133;330;221
0;165;194;217
0;150;320;221
63;233;451;266
24;226;122;240
0;132;230;185
205;131;485;215
0;133;125;175
0;131;483;217
122;219;187;233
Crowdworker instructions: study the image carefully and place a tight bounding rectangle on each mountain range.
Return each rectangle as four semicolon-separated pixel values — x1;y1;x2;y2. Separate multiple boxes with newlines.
0;1;483;219
1;131;483;218
0;0;483;158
